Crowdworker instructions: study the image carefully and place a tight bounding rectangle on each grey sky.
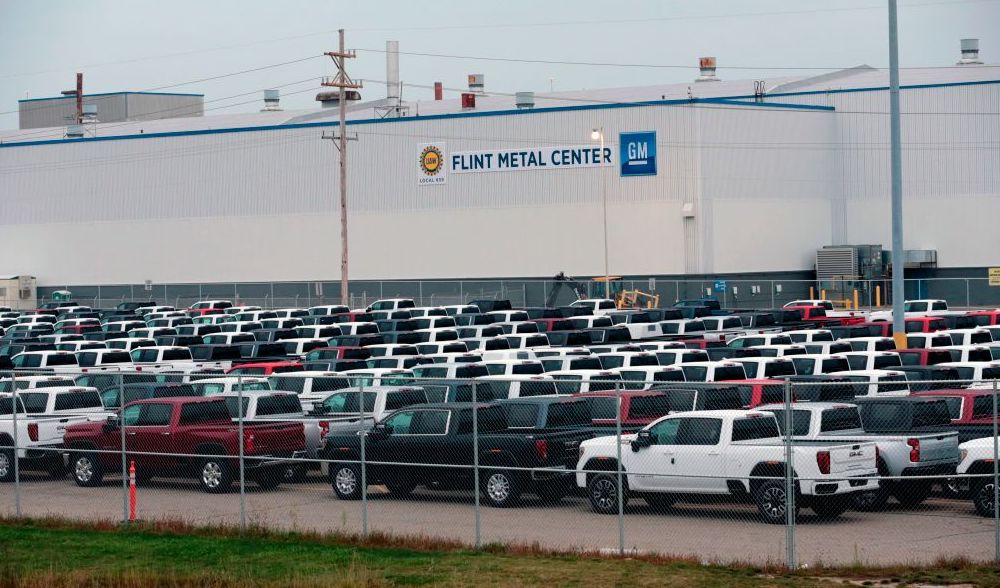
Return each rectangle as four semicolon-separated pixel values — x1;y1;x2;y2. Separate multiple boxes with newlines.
0;0;996;128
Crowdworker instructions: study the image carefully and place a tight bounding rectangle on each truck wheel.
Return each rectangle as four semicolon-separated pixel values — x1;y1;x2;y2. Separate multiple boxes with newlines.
892;481;931;508
198;458;233;494
644;494;676;512
972;481;996;518
71;452;104;488
811;497;850;520
480;469;522;508
331;463;363;500
587;473;627;515
853;487;889;512
0;449;15;482
534;481;570;504
754;480;799;524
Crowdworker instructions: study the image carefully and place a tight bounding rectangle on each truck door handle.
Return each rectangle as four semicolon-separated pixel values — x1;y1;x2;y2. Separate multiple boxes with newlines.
126;432;137;436
160;432;171;436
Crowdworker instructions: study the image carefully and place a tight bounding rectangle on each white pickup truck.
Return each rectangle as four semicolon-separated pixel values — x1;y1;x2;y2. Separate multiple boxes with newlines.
784;299;867;321
130;346;232;372
758;402;960;510
576;409;879;523
869;299;962;322
0;386;109;480
956;437;999;517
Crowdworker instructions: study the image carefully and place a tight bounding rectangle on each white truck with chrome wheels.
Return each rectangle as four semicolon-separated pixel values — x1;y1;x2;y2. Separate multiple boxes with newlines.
576;409;879;523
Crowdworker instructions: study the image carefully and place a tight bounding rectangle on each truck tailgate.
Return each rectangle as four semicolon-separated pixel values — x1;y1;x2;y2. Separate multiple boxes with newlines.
244;422;306;455
912;432;959;464
827;441;878;476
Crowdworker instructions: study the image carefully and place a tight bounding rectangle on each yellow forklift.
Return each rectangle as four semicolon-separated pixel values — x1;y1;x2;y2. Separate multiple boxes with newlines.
591;276;660;309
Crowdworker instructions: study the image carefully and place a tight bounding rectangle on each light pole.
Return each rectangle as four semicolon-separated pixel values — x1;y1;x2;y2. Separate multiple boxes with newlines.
591;127;610;300
887;0;906;349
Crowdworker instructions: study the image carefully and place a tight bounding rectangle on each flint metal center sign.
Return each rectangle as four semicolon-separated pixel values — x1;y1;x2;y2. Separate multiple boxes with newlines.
450;144;613;174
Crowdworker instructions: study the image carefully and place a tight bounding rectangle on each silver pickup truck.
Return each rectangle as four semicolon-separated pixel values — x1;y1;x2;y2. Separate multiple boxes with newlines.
758;402;960;510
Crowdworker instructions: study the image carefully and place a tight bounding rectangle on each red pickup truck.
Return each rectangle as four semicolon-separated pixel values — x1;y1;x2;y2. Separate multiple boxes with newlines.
785;305;864;327
63;397;306;493
225;360;304;376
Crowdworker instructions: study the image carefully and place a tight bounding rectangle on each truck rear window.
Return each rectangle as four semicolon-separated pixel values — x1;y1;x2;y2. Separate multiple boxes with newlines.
255;395;304;416
731;416;780;441
518;380;557;398
628;395;672;419
505;404;539;428
47;354;78;366
939;396;963;420
385;390;428;410
763;362;795;378
179;402;231;425
820;407;862;432
54;391;103;411
767;409;810;436
714;367;747;381
972;396;998;420
873;355;902;369
19;393;49;413
912;401;951;426
547;400;591;427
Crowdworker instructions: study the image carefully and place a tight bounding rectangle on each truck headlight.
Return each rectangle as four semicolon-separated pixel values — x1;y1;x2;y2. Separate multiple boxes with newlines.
959;449;967;463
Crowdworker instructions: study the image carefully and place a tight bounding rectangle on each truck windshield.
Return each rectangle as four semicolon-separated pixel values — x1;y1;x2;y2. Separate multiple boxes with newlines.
0;397;26;415
317;391;377;414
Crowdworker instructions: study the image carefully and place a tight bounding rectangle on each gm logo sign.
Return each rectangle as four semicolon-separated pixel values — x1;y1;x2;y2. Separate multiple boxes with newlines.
619;131;657;177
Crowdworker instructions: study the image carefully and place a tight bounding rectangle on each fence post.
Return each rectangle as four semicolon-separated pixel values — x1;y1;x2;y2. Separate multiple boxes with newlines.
783;380;796;568
237;375;246;532
615;382;625;556
11;372;21;517
472;380;481;549
119;371;128;523
967;279;972;309
992;379;998;562
359;380;368;537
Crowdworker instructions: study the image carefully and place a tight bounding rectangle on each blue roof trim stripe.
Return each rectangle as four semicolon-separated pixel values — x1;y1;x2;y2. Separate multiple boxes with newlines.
0;98;831;148
1;78;995;149
18;91;204;103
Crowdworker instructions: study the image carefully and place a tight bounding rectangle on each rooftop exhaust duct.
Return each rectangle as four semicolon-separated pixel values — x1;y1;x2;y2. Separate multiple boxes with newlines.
695;57;720;82
261;89;282;112
386;41;400;102
957;38;983;65
515;91;535;109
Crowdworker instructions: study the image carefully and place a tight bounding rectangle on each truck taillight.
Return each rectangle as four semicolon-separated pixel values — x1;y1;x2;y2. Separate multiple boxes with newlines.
27;423;38;442
244;432;255;454
534;439;548;462
816;450;831;475
907;438;920;462
319;421;330;438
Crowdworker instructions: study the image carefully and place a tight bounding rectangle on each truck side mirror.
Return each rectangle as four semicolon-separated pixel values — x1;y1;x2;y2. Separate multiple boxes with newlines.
369;423;391;440
103;415;120;433
631;430;653;452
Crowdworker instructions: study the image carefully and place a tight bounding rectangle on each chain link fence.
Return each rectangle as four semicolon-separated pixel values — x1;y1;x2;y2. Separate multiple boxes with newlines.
21;277;1000;312
1;371;998;566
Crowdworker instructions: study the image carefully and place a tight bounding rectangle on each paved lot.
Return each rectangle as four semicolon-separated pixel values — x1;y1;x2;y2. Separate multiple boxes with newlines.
2;472;994;566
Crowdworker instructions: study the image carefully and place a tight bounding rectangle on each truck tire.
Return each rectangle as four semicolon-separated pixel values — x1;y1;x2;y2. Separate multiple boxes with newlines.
644;494;676;512
754;480;799;524
810;496;850;520
971;480;996;518
71;452;104;488
0;449;14;482
198;458;233;494
892;481;931;508
853;487;890;512
587;473;627;515
331;463;363;500
480;469;522;508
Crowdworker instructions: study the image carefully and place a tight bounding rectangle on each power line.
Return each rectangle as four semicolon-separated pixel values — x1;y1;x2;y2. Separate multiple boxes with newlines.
354;46;1000;71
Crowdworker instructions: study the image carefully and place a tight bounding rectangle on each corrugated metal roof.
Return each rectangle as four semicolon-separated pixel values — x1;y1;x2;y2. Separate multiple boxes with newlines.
1;64;995;144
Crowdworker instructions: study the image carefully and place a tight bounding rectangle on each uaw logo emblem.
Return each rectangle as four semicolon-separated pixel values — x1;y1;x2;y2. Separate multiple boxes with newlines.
417;143;447;185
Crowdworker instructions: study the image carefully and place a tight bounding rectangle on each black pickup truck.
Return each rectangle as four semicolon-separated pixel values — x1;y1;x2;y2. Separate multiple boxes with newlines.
321;403;592;507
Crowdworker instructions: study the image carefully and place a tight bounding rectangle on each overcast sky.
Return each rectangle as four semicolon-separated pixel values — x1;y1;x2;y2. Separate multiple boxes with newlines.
0;0;996;128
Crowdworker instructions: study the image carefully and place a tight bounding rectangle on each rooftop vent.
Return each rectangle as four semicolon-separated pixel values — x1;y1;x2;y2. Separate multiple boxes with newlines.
434;82;443;101
261;89;282;112
515;91;535;109
468;74;484;93
695;57;720;82
65;125;85;138
957;38;983;65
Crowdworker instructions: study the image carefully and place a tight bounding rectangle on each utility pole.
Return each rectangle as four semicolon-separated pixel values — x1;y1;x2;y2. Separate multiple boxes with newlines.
321;29;361;306
75;73;83;124
887;0;906;348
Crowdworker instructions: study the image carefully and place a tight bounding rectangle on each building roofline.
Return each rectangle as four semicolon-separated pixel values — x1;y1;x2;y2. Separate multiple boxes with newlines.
2;78;997;149
18;91;205;103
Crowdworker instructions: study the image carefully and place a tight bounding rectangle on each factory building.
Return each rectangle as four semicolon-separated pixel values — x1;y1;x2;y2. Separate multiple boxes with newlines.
0;40;996;305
